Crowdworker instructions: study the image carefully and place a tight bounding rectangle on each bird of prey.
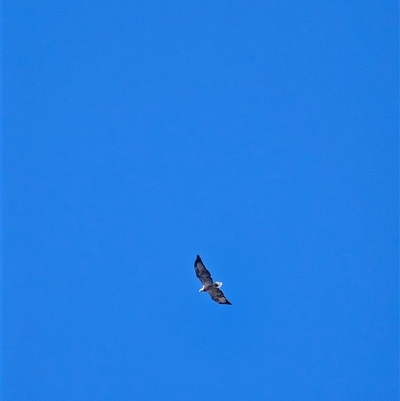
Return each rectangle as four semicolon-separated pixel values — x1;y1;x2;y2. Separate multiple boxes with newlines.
194;255;232;305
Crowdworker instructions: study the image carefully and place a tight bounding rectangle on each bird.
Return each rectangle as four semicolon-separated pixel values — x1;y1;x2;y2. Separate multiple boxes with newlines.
194;255;232;305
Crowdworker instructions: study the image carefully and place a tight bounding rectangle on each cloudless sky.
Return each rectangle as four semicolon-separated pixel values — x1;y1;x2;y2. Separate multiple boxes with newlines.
4;1;398;400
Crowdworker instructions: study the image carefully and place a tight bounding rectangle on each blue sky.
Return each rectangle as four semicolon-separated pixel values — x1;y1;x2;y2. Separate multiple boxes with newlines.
4;2;398;400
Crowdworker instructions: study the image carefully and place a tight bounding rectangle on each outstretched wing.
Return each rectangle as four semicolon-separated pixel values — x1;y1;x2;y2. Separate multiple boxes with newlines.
207;286;232;305
194;255;213;287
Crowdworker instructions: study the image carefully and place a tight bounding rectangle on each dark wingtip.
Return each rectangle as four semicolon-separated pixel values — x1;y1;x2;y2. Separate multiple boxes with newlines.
225;301;232;305
194;255;202;265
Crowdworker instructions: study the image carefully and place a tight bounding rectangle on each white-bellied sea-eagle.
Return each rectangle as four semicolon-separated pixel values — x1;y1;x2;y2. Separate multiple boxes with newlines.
194;255;232;305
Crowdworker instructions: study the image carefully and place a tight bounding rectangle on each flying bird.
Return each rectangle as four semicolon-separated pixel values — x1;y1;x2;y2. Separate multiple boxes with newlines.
194;255;232;305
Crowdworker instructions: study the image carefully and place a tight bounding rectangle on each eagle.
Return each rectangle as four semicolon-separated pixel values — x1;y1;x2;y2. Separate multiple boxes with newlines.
194;255;232;305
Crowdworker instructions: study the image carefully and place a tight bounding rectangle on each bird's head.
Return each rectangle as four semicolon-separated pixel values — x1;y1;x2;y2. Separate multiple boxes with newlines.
215;282;223;288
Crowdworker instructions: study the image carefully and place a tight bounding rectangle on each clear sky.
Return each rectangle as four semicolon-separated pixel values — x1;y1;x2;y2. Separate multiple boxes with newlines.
4;2;398;400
